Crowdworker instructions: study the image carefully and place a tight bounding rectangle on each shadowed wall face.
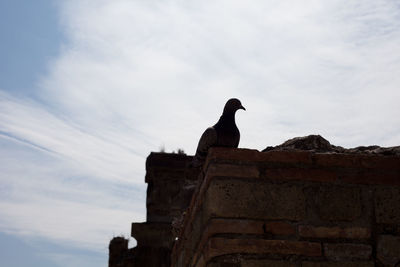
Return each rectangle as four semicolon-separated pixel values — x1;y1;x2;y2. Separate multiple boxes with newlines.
171;148;400;267
109;153;200;267
109;148;400;267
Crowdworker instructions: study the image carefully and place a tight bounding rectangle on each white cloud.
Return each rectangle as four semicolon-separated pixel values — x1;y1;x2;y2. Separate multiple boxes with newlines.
1;0;400;263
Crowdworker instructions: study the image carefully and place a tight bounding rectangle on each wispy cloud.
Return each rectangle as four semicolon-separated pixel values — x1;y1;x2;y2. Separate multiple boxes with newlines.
1;0;400;264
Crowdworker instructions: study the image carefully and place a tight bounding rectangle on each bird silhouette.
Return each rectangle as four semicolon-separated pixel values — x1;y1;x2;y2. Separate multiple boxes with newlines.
192;98;245;167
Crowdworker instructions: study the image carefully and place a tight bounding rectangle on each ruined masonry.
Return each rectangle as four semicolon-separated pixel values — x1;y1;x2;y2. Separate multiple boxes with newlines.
109;146;400;267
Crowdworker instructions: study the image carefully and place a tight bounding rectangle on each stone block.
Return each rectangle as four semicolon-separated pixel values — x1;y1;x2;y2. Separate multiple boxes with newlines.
206;148;312;165
146;152;190;170
263;168;337;182
341;170;400;185
375;187;400;224
313;153;400;170
190;219;296;266
131;222;173;248
204;179;306;221
377;235;400;266
312;153;362;168
241;259;296;267
207;163;260;178
204;237;321;259
323;243;372;261
205;219;295;236
314;186;361;221
299;225;370;239
302;261;374;267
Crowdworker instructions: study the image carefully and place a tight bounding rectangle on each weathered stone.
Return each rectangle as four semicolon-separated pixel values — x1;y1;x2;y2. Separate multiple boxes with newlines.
204;179;306;221
315;186;361;221
377;235;400;266
375;187;400;224
263;135;334;152
109;237;129;267
190;219;296;267
263;134;400;156
205;219;295;236
131;222;173;248
299;225;370;239
120;148;400;267
131;246;171;267
323;243;372;260
207;163;260;178
313;153;400;170
204;237;321;259
263;167;337;182
341;169;400;186
302;261;374;267
206;147;312;166
242;259;296;267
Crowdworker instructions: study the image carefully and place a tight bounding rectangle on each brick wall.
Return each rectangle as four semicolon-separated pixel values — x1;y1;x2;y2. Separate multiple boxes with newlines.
171;148;400;267
109;152;200;267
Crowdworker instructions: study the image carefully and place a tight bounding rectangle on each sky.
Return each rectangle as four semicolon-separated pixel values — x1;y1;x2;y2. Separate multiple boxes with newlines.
1;0;400;266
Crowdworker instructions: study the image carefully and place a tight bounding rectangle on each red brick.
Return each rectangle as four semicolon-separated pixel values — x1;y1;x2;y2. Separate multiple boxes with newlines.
241;259;296;267
299;225;370;239
206;163;260;178
205;219;295;236
190;219;296;266
313;153;400;170
265;221;297;236
206;148;312;166
377;235;400;266
302;261;374;267
313;153;361;168
204;237;322;259
314;186;362;222
341;170;400;186
263;168;337;182
358;155;400;170
375;187;400;224
204;179;306;221
324;243;372;260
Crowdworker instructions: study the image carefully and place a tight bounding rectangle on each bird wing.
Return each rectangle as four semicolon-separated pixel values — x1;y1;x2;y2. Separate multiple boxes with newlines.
192;127;217;167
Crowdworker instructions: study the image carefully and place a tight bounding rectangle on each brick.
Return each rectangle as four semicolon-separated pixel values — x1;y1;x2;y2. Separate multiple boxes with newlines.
146;152;190;169
323;243;372;260
204;237;321;259
131;222;173;248
192;219;296;266
263;168;337;182
207;163;260;178
242;259;296;267
204;179;306;221
299;225;370;239
315;186;361;221
302;261;374;267
313;153;400;170
207;261;240;267
265;221;297;236
205;219;295;236
375;187;400;224
358;155;400;170
341;170;400;186
313;153;361;168
377;235;400;266
206;147;312;166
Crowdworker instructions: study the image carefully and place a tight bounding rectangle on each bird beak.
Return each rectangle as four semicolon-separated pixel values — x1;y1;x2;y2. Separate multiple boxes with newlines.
240;105;246;111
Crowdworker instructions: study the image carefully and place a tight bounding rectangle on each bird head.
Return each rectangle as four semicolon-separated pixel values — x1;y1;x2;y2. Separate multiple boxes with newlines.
223;98;246;115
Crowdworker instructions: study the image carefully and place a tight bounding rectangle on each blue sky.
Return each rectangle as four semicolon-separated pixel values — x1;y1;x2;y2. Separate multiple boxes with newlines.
1;0;400;266
0;0;62;96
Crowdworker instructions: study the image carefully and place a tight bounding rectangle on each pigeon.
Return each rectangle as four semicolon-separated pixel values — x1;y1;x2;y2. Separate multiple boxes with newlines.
192;98;245;167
